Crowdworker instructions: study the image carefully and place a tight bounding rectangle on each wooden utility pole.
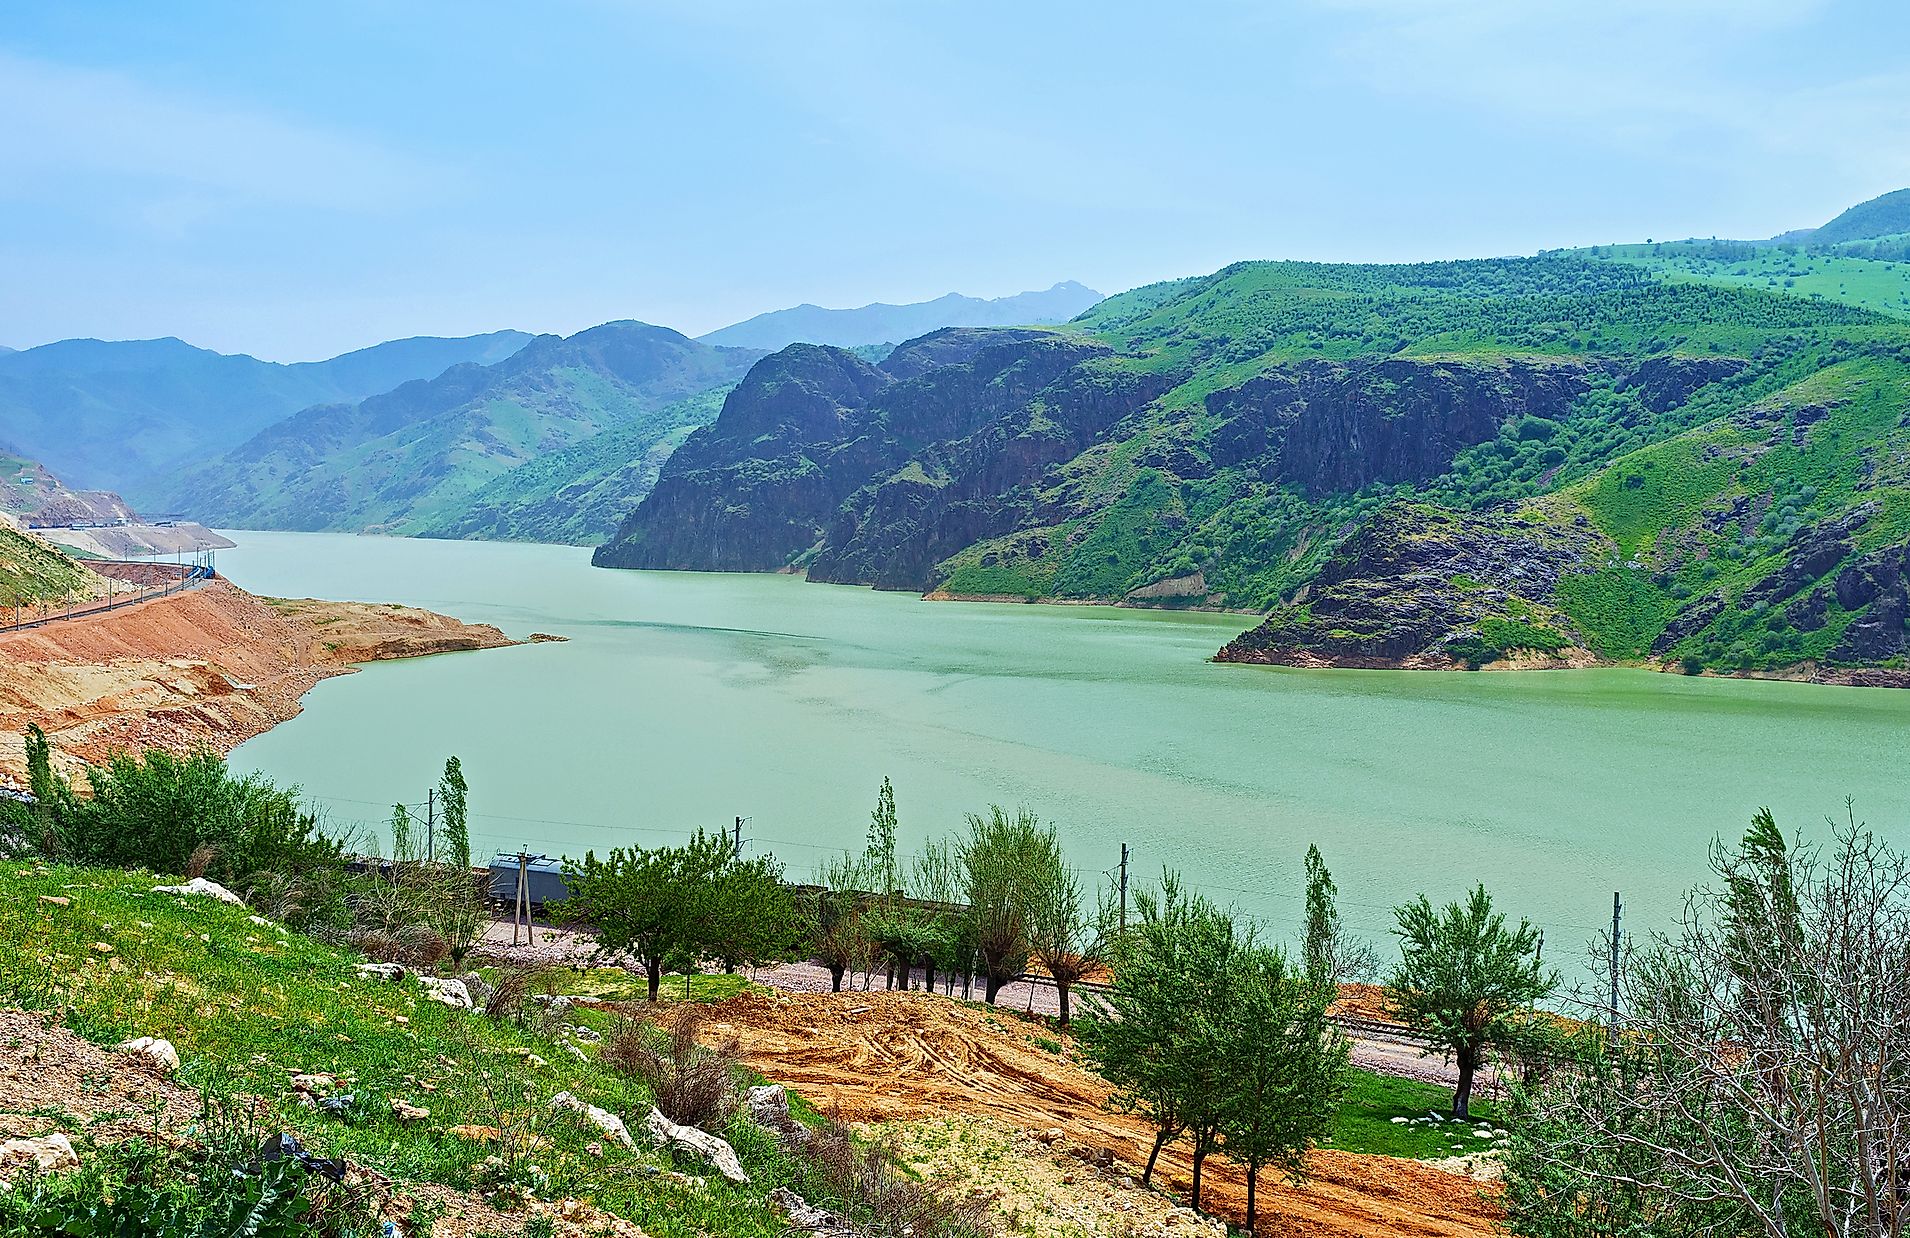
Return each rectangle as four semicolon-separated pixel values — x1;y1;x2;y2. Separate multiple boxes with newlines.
512;851;538;946
732;816;746;860
1609;891;1623;1028
1118;842;1129;933
425;789;436;864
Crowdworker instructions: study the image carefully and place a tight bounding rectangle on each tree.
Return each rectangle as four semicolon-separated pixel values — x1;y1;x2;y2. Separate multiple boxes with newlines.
702;848;799;982
438;756;470;872
1388;883;1554;1118
1027;843;1104;1027
806;851;879;992
557;831;732;1001
866;777;899;899
1079;873;1243;1195
1220;945;1349;1232
958;806;1047;1003
1505;809;1910;1238
1302;844;1379;987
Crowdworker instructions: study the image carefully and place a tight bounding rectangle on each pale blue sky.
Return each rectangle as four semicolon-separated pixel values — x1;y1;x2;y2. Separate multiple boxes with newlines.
3;0;1908;360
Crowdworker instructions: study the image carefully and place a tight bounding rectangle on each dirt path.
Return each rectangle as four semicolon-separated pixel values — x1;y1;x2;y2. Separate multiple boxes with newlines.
707;988;1500;1238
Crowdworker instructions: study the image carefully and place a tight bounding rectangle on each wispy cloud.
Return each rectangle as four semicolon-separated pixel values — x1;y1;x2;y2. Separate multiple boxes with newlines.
0;50;445;223
1293;0;1909;198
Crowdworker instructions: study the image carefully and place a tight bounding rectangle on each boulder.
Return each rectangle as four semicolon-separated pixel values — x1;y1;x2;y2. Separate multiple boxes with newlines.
645;1107;748;1184
767;1186;855;1236
389;1098;430;1123
151;878;243;906
353;962;406;982
419;977;473;1010
748;1084;810;1145
0;1133;79;1183
549;1091;635;1149
116;1036;180;1074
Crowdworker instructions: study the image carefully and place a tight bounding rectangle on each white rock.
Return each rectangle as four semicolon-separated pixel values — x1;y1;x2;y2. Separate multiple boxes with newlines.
1389;1116;1408;1124
419;977;472;1009
549;1091;635;1149
0;1132;78;1182
645;1106;748;1184
117;1036;180;1074
353;962;406;981
151;878;243;906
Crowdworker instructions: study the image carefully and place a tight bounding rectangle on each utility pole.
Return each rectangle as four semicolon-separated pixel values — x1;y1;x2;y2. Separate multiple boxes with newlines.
732;816;746;860
1609;891;1623;1028
426;788;436;865
1118;842;1129;933
512;851;538;946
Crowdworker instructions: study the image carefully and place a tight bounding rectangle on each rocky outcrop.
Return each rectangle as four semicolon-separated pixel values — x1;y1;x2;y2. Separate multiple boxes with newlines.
1216;503;1606;667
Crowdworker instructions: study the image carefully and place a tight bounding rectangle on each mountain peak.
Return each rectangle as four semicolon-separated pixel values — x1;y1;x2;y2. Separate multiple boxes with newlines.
697;282;1105;352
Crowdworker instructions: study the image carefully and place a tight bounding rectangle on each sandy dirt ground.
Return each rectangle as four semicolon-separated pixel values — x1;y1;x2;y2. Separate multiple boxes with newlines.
0;580;515;785
705;987;1500;1238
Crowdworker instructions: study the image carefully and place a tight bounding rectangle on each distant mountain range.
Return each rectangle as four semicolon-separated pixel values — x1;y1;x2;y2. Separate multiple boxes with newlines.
0;331;532;492
696;281;1104;351
151;322;762;539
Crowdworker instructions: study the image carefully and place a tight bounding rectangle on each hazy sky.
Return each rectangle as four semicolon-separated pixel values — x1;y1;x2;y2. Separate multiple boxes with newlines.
4;0;1908;360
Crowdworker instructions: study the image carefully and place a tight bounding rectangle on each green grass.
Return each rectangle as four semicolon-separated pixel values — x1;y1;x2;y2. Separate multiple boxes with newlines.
0;865;814;1238
0;526;99;607
1592;241;1910;319
1323;1068;1504;1159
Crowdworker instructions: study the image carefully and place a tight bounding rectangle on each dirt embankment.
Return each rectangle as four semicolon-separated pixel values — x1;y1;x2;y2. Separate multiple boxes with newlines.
706;988;1500;1238
0;580;516;785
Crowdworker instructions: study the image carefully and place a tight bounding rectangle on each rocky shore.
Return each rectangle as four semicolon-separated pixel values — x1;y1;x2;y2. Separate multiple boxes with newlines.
0;580;516;784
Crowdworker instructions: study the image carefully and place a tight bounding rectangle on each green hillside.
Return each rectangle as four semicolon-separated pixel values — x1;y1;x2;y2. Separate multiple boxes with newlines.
0;332;530;493
1589;241;1910;318
162;323;759;536
0;524;101;608
415;386;731;544
1808;188;1910;246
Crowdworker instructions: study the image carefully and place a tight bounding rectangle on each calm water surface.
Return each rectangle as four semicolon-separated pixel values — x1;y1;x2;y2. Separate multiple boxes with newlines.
217;531;1910;969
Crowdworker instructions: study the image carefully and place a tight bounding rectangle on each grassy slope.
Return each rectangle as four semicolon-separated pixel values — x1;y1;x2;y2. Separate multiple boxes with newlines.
0;865;808;1238
0;525;100;607
1591;241;1910;318
414;386;730;544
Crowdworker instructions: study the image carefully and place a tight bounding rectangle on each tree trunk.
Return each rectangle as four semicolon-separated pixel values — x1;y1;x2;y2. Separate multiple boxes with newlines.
645;957;662;1003
1246;1161;1259;1232
1453;1043;1476;1119
828;963;846;992
984;973;1004;1004
1057;982;1072;1027
924;958;937;995
1190;1146;1206;1212
1141;1129;1171;1187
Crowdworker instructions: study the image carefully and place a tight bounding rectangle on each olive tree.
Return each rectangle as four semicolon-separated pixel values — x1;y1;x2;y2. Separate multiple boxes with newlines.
1388;883;1554;1118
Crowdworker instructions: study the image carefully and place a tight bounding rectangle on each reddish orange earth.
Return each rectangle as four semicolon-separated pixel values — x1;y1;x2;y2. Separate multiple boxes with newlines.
708;988;1499;1238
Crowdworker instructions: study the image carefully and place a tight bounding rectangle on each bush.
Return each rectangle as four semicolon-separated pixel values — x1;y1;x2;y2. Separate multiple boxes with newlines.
778;1116;992;1238
602;1005;742;1131
28;737;348;933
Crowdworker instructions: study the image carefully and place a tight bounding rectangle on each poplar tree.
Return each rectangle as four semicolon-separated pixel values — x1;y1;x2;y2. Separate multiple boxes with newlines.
439;756;470;872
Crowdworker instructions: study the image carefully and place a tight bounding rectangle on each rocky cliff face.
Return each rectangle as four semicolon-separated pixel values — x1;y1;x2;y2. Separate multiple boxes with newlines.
592;328;1120;576
1205;357;1598;494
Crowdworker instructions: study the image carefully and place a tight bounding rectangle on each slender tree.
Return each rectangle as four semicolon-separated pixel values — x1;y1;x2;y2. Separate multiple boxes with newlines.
807;851;879;992
1220;945;1349;1232
1302;844;1379;987
439;756;470;872
1388;884;1554;1118
1027;844;1104;1027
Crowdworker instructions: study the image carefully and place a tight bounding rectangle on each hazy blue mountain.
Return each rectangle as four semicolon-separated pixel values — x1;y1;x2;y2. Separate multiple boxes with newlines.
158;321;760;536
696;281;1103;351
0;330;532;492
